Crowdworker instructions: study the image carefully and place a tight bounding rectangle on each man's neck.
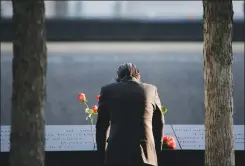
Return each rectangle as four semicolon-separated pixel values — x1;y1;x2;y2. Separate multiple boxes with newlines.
120;76;140;82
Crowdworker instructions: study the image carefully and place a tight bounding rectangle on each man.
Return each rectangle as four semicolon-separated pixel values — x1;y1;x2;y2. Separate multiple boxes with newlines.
96;63;164;166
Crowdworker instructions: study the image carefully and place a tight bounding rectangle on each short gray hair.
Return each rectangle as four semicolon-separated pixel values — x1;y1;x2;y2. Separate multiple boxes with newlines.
116;63;140;81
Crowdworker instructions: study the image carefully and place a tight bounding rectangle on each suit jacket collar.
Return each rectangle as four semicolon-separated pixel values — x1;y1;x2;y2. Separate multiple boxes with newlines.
120;76;140;83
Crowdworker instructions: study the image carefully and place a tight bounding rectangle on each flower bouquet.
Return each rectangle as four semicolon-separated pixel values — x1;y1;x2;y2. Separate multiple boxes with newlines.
162;136;176;150
78;93;100;150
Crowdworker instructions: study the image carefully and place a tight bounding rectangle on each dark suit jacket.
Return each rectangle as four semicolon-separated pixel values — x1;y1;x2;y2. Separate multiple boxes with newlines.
96;77;164;166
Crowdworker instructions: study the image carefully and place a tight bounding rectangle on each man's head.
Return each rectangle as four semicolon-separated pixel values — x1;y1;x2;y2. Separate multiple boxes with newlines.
116;63;140;82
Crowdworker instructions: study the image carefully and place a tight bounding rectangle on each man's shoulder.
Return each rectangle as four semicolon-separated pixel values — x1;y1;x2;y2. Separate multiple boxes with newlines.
101;82;118;90
141;82;157;90
101;82;157;91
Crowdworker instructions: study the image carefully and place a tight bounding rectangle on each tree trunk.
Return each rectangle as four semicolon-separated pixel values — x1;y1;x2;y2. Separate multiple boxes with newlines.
203;1;235;166
10;0;47;166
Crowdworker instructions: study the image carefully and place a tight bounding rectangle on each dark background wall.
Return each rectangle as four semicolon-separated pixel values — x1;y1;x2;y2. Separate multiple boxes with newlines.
1;19;244;41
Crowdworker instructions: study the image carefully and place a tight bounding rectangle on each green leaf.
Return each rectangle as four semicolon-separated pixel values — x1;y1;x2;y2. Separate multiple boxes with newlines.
86;113;92;121
161;106;168;115
90;118;94;125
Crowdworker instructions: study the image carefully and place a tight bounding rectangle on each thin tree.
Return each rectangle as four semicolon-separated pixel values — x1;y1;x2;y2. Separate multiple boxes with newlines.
203;1;235;166
9;0;47;166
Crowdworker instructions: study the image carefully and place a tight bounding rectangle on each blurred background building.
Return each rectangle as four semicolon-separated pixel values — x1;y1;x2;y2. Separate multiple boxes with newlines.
1;1;244;20
1;1;244;42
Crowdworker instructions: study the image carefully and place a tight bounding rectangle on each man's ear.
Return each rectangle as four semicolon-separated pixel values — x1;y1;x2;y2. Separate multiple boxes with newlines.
138;73;141;80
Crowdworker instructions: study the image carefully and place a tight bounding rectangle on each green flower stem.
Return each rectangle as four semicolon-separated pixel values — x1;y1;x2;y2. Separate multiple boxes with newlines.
83;101;96;150
84;102;89;109
89;117;96;150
